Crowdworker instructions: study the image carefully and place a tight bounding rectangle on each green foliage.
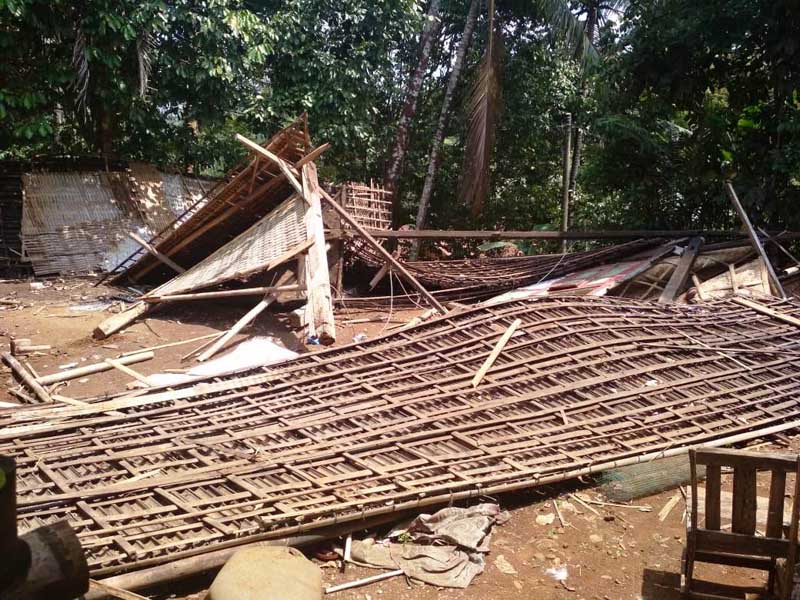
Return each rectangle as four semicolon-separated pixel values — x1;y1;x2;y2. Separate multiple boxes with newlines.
1;0;798;234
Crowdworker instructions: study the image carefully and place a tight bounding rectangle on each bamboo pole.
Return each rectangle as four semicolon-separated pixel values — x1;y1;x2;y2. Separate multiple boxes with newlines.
36;352;154;385
560;113;572;253
143;285;303;304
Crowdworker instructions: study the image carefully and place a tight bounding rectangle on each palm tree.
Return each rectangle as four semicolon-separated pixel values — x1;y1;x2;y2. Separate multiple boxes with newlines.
410;0;599;257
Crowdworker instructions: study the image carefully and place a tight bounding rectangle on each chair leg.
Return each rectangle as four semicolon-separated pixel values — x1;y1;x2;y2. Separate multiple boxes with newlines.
767;558;776;596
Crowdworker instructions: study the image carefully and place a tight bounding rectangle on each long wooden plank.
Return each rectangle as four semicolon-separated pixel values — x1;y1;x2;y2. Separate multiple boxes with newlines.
731;465;757;535
732;297;800;328
724;181;786;298
658;236;703;304
362;230;800;241
143;285;303;304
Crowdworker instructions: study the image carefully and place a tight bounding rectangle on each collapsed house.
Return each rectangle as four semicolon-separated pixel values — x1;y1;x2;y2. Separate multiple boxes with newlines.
4;115;800;596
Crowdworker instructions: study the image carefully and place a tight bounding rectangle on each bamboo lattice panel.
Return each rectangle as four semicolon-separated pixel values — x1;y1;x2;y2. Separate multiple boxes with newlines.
4;296;800;575
341;182;392;230
109;116;311;286
151;195;307;297
348;238;664;304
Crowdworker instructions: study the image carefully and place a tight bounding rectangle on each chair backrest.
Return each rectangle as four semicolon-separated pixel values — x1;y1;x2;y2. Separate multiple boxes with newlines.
689;447;800;559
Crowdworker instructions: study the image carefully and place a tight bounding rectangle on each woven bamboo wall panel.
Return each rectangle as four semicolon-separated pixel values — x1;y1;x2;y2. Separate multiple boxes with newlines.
151;195;307;297
3;296;800;575
109;116;311;285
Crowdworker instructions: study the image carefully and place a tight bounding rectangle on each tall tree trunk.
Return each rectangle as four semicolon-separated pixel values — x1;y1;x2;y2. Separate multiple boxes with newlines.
568;4;598;194
385;0;442;217
410;0;480;259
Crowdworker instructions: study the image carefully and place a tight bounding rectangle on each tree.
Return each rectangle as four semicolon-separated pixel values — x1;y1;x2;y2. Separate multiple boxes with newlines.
383;0;442;206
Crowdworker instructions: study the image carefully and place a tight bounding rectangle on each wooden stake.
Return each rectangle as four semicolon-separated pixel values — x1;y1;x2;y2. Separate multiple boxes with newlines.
318;188;447;315
127;232;186;274
471;319;522;387
197;296;274;362
1;352;52;403
724;181;786;298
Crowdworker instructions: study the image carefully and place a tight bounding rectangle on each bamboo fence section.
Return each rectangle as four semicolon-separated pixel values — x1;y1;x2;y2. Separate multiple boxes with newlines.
5;295;800;576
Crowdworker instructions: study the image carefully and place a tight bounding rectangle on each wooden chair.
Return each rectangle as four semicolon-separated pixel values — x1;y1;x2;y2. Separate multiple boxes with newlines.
683;447;800;599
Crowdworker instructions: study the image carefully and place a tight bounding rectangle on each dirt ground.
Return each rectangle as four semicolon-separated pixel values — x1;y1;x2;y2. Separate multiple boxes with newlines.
0;276;795;600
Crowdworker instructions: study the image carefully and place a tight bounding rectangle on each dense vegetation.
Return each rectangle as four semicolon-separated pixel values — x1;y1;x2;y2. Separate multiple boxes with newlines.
1;0;798;235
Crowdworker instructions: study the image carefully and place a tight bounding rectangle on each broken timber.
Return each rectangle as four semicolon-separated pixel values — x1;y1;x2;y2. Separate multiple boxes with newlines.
1;352;52;403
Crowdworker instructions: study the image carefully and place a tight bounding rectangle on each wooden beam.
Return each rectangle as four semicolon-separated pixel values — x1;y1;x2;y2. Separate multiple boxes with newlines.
301;163;336;343
658;236;703;304
318;188;447;315
197;296;274;362
471;319;522;387
724;181;786;298
235;134;303;196
356;229;800;241
127;232;186;274
36;352;154;385
104;358;151;385
1;352;52;403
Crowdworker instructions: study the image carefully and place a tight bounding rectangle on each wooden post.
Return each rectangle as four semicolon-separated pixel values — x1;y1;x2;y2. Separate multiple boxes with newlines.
560;113;572;254
658;237;703;304
318;188;447;315
724;181;786;298
94;302;151;340
301;162;336;344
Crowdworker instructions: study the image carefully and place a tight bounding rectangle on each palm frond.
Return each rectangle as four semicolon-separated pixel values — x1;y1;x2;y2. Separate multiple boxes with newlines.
71;23;90;118
137;31;156;99
459;5;504;217
533;0;599;68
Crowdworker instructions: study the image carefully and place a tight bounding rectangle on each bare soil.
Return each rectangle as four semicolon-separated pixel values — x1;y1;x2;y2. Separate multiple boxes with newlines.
0;276;793;600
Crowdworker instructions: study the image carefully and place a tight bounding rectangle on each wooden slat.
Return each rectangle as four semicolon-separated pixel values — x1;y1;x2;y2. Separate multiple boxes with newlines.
731;466;757;535
766;469;787;539
704;465;721;531
658;236;703;304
